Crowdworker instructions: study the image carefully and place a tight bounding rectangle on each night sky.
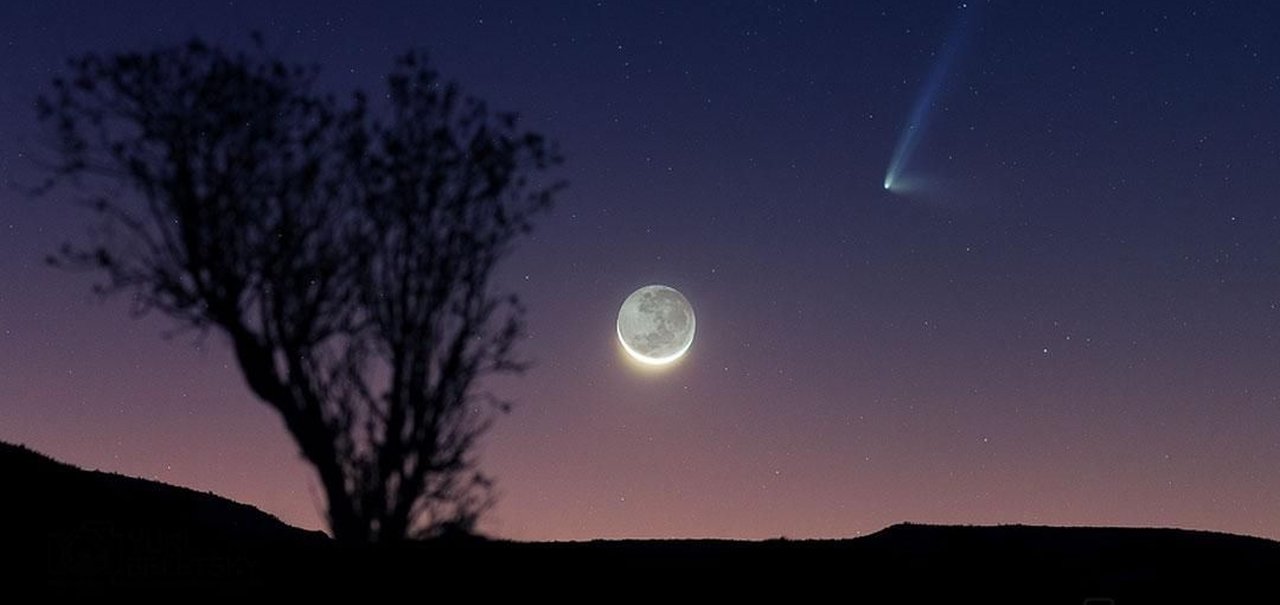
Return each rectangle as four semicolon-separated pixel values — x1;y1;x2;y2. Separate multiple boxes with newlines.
3;1;1280;541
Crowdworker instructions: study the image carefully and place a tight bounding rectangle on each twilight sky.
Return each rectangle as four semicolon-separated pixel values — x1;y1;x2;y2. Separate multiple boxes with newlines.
3;0;1280;540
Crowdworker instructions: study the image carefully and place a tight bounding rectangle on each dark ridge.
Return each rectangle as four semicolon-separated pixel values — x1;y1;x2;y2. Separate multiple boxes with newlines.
7;440;1280;601
1;440;328;592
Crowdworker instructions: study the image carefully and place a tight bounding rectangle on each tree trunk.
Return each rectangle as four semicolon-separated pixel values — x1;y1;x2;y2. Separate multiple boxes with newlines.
316;462;365;542
228;328;368;542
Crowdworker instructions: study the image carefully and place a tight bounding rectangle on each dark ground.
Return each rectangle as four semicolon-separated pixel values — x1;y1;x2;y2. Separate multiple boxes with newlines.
4;440;1277;602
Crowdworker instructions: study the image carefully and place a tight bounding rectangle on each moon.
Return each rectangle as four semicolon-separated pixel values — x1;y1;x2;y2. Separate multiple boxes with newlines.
616;285;696;366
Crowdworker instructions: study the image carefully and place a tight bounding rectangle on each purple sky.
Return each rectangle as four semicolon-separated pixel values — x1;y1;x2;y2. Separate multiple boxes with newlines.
3;0;1280;540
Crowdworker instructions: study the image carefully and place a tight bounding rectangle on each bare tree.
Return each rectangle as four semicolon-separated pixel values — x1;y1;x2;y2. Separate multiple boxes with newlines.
36;39;562;542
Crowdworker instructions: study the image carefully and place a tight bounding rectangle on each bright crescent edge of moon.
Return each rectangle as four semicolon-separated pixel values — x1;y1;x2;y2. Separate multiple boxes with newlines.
616;318;695;366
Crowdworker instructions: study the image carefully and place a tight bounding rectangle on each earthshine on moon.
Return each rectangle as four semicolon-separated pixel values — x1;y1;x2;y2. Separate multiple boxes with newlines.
616;285;696;366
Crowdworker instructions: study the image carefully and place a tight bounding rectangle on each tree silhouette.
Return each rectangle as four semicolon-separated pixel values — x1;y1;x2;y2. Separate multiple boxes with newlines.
36;39;563;542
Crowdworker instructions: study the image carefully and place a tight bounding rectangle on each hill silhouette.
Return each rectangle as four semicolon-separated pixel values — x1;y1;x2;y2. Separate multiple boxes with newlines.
6;440;1279;600
1;441;327;592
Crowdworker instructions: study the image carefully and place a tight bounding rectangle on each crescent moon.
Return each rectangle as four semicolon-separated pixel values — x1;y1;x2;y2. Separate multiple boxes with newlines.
616;285;696;366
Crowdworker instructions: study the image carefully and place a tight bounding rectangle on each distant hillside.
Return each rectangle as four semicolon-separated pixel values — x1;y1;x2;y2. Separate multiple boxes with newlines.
7;441;1280;601
368;523;1280;602
0;441;326;591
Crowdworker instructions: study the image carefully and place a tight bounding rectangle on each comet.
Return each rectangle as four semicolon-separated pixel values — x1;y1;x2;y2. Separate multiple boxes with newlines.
883;5;976;194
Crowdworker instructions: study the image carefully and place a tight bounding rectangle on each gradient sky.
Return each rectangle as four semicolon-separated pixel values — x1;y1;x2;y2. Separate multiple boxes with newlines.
3;0;1280;541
